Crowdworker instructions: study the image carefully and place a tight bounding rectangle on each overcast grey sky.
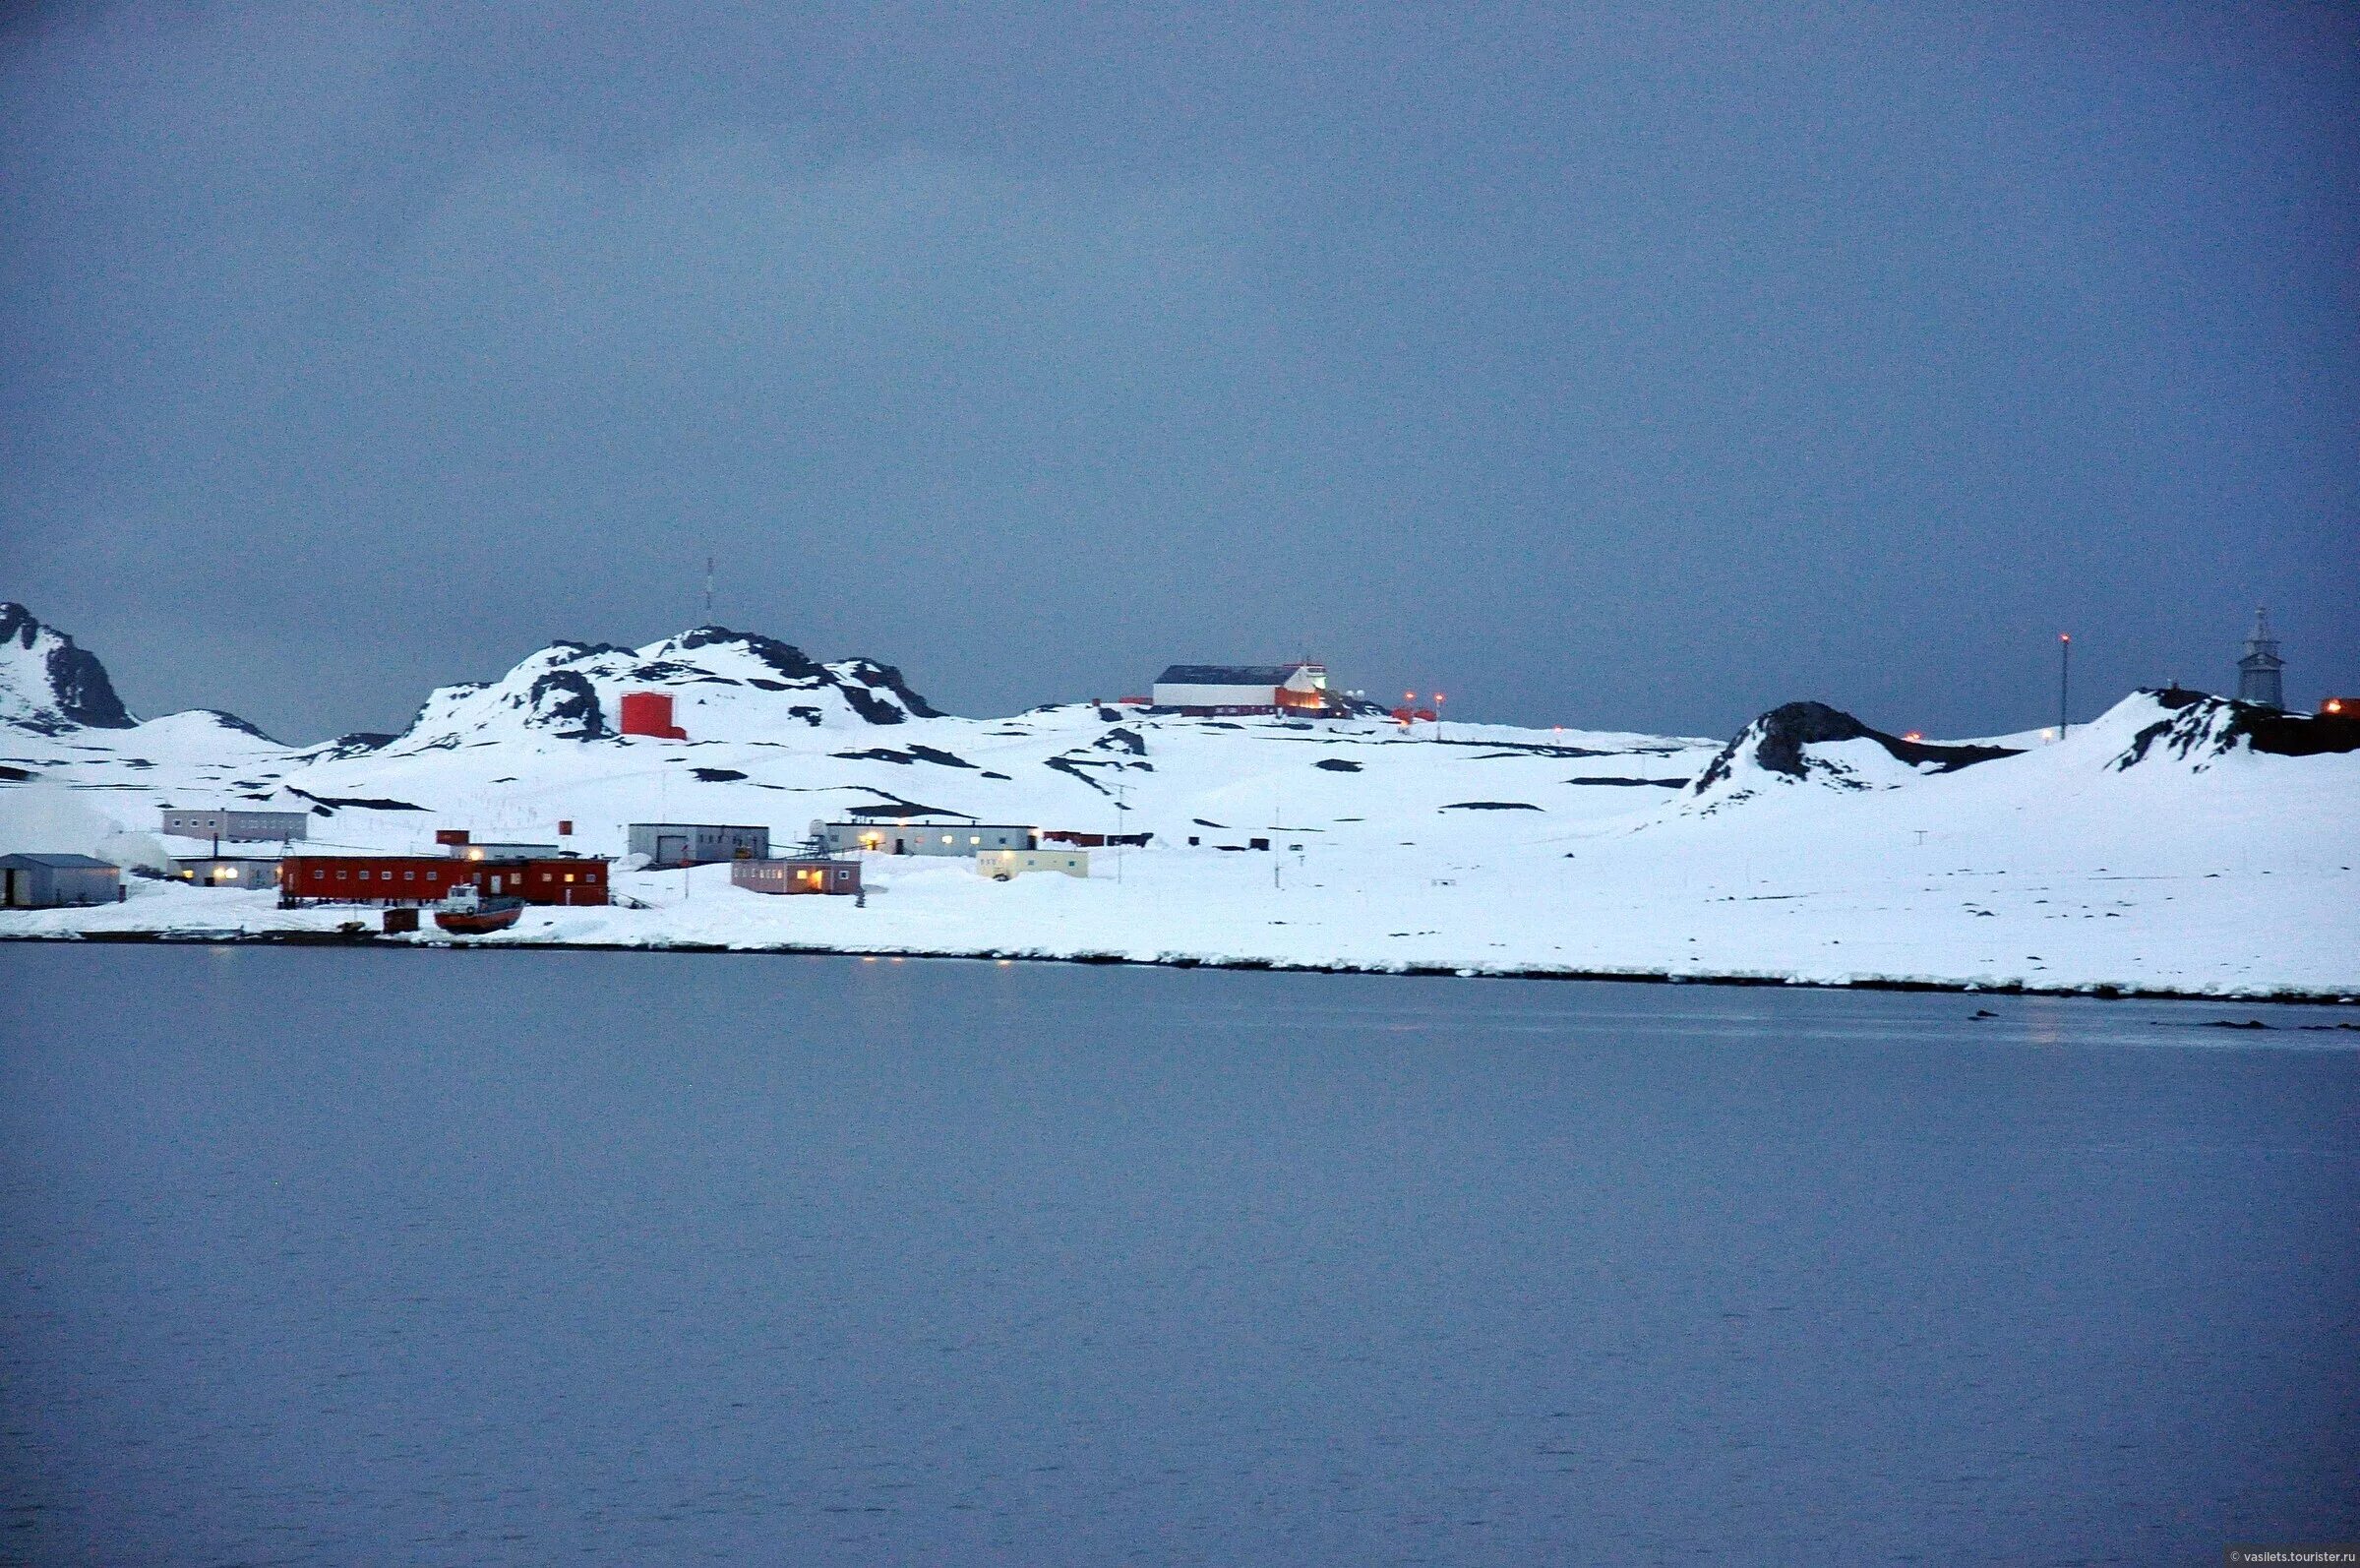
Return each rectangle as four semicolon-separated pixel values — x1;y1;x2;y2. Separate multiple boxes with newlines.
3;2;2353;742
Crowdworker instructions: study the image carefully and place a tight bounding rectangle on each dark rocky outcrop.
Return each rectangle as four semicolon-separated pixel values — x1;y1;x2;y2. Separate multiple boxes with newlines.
2113;687;2360;768
1;602;135;730
1692;702;2020;795
522;670;605;739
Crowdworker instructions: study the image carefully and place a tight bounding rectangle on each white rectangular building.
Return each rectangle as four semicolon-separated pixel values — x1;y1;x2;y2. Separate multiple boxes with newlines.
976;849;1090;880
814;820;1037;857
1151;663;1328;716
159;808;309;842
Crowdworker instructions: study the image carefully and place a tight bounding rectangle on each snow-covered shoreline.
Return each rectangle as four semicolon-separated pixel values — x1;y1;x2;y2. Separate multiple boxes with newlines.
11;925;2357;1005
6;606;2356;1001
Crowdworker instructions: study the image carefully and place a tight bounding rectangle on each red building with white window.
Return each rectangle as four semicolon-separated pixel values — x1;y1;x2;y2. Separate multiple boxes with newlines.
281;854;609;908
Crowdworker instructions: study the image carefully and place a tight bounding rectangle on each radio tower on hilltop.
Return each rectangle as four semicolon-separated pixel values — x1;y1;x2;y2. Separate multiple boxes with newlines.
2237;606;2284;709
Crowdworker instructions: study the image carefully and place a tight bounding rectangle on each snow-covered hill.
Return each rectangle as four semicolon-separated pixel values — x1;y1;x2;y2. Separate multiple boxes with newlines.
3;603;2354;999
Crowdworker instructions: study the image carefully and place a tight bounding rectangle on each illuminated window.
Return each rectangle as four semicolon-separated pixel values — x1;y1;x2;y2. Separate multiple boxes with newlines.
564;874;575;883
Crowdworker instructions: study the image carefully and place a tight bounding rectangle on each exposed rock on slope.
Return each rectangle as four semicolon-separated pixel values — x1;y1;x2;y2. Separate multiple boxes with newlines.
1688;701;2020;807
2110;688;2360;769
388;627;941;753
0;603;137;734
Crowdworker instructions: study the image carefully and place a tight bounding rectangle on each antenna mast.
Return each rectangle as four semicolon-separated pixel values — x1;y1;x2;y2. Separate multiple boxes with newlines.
704;556;714;621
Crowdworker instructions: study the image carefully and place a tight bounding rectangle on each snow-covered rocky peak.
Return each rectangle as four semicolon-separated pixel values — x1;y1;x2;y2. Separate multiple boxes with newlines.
1686;701;2021;810
2104;688;2360;771
0;603;136;735
386;626;940;754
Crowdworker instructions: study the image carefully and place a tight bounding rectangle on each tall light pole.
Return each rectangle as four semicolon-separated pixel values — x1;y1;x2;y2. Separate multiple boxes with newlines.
2058;633;2072;739
1432;692;1446;743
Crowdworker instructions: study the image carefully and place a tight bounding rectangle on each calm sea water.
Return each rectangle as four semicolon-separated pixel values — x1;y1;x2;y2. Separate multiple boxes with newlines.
2;945;2354;1566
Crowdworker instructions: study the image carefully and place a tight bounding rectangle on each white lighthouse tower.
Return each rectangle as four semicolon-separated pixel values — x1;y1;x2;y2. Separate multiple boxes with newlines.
2236;606;2284;709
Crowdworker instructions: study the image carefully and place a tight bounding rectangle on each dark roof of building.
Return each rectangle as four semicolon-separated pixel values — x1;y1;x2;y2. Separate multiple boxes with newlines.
0;852;118;869
627;823;767;831
1155;665;1305;686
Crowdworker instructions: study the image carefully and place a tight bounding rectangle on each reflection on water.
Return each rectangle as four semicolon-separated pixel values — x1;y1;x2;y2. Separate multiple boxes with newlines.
3;945;2354;1566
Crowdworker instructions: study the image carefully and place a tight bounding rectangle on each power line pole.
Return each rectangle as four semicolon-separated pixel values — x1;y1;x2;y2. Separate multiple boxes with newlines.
2058;633;2072;739
704;556;715;621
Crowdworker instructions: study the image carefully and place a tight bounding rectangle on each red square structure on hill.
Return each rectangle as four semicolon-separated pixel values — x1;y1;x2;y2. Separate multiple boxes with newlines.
619;691;687;740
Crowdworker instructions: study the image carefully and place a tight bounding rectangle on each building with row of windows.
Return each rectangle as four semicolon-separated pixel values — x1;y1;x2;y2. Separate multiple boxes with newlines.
279;854;609;907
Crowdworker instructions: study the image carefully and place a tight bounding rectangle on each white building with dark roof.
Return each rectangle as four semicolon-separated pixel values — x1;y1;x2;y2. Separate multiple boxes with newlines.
1151;663;1328;716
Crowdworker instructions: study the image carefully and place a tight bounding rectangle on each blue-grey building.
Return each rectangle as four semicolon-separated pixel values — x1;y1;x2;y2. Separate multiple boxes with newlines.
1;853;122;907
629;823;769;866
159;808;309;842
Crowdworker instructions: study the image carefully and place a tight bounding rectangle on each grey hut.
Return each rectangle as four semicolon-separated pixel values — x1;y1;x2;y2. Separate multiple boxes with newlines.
0;853;122;908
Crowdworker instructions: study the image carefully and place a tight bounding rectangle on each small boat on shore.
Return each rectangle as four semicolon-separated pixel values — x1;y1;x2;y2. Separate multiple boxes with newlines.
433;885;525;935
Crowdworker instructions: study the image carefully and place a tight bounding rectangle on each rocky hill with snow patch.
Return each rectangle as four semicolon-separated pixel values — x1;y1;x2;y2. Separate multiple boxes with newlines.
0;602;136;735
387;627;938;754
1685;700;2023;811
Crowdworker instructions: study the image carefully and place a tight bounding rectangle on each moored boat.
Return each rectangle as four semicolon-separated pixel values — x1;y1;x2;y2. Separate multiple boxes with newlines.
433;885;525;935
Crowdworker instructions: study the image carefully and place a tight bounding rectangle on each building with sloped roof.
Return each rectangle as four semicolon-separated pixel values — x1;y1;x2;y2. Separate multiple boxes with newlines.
0;853;121;907
1152;663;1328;715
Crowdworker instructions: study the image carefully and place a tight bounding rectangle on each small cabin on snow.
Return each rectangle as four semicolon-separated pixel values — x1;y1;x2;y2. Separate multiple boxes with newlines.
173;855;280;890
731;857;862;896
976;849;1090;880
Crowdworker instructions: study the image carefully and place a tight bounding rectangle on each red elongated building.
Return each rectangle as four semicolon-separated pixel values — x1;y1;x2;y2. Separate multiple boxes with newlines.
280;855;610;908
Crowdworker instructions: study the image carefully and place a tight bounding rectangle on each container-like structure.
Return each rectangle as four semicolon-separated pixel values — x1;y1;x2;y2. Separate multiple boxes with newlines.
732;857;862;896
619;691;689;740
976;849;1090;880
